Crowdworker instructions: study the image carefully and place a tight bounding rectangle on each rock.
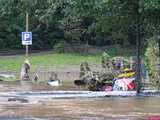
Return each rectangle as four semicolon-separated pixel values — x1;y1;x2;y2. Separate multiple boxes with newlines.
8;97;29;103
74;79;86;86
0;74;16;81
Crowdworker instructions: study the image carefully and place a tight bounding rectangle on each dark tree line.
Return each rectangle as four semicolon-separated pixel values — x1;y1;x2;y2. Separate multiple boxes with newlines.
0;0;160;50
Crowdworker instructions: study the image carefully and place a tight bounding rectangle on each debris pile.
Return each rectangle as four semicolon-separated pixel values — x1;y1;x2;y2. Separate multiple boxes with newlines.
74;54;137;91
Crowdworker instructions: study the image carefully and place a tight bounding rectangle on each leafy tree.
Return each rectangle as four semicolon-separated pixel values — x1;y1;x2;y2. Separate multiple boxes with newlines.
145;36;160;88
0;0;160;50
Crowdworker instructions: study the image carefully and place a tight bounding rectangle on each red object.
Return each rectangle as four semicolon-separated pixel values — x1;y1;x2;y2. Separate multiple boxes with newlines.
122;78;135;90
127;82;135;90
149;116;160;120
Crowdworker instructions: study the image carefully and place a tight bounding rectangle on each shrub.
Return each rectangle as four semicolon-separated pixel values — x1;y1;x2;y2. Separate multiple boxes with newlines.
145;36;160;89
54;41;66;53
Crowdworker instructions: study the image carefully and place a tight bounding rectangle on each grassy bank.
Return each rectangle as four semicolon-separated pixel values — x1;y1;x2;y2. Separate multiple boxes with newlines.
0;46;136;72
0;53;101;71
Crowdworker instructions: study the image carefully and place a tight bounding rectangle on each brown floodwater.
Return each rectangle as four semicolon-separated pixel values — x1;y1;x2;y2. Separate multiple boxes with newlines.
0;97;160;120
0;82;160;120
0;81;84;92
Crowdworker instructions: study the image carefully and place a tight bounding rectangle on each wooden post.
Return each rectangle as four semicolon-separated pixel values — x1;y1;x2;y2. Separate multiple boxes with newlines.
26;12;29;58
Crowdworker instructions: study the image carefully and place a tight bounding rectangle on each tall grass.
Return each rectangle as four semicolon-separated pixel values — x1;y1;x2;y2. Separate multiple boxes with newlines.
0;53;101;71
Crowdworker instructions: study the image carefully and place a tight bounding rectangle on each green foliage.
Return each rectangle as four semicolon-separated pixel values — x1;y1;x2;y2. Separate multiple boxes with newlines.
54;41;66;53
0;0;160;49
145;36;160;88
102;52;110;60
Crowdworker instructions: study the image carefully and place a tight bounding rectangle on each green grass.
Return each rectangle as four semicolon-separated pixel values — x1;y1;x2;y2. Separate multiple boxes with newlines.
0;47;136;72
104;47;136;57
0;53;101;71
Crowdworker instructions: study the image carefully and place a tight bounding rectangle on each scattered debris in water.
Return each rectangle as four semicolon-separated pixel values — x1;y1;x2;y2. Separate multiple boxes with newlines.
74;57;137;92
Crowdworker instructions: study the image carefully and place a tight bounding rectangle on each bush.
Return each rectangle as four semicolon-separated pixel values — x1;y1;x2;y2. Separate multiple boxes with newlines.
145;36;160;89
54;41;66;53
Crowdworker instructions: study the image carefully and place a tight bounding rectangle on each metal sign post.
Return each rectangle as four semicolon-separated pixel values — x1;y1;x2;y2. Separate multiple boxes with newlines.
21;12;32;57
20;12;32;81
26;12;29;58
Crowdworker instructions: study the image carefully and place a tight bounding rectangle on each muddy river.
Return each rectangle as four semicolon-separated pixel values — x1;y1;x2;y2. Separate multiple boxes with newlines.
0;82;160;120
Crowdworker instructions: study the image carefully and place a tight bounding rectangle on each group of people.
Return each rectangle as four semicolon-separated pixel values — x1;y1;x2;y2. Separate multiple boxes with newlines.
20;59;61;86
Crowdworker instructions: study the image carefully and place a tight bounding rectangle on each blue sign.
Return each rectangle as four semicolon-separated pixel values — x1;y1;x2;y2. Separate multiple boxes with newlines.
22;32;32;45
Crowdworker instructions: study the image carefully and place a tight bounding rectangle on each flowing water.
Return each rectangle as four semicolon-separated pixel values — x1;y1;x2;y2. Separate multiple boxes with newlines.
0;82;160;120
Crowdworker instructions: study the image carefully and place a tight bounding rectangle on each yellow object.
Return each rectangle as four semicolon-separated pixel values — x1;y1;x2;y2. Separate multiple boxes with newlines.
116;68;135;78
123;68;130;71
24;59;30;65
